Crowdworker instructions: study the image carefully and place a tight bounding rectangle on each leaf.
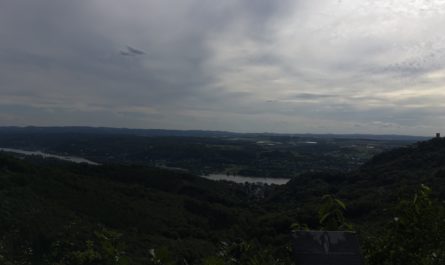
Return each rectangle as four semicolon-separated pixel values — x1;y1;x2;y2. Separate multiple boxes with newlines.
334;199;346;209
319;212;331;224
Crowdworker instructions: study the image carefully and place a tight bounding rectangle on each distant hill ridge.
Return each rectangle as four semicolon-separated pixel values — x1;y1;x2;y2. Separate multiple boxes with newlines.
0;126;429;141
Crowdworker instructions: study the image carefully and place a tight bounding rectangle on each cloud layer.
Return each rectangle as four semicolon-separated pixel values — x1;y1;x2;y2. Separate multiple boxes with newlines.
1;0;445;135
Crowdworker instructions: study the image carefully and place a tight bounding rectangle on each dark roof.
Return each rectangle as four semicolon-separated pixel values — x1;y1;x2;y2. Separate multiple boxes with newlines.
291;231;364;265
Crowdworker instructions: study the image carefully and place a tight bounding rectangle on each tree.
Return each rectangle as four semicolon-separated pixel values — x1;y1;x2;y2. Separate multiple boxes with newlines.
318;194;352;231
365;185;445;265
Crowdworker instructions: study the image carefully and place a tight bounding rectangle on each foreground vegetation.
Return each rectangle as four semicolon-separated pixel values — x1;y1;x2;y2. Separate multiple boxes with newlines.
1;136;445;264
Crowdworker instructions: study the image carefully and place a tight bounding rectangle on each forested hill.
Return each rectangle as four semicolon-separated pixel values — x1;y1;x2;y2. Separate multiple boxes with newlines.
0;155;277;264
356;137;445;192
1;137;445;264
362;136;445;174
272;137;445;222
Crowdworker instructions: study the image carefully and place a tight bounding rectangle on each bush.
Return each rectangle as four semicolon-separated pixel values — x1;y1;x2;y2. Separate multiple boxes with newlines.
365;185;445;265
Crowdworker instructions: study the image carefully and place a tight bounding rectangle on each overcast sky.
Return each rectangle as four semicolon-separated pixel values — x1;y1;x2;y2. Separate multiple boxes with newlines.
2;0;445;135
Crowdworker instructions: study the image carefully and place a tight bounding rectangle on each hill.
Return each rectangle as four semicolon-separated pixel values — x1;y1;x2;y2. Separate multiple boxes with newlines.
1;136;445;264
0;126;429;141
271;137;445;223
0;155;278;264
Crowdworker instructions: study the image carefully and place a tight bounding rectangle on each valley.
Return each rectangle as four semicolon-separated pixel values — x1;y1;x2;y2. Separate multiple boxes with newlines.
0;127;421;179
0;127;443;264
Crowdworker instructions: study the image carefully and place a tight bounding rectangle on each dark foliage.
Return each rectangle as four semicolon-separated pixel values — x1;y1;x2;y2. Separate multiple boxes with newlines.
1;136;445;264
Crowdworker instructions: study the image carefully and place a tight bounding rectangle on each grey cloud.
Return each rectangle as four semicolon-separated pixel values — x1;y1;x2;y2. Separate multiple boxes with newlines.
1;0;445;135
120;46;146;56
292;93;338;100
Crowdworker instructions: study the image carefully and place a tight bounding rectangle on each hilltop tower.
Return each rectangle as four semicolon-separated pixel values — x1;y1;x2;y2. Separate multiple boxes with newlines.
436;133;441;138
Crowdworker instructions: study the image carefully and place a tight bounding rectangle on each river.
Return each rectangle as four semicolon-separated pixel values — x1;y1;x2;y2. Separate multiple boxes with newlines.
201;174;290;185
0;148;100;165
0;147;290;184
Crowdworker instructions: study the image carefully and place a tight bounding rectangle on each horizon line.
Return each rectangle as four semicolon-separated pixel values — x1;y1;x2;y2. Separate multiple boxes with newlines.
0;125;432;138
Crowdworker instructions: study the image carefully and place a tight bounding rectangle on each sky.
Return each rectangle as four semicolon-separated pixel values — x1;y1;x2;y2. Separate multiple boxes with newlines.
1;0;445;136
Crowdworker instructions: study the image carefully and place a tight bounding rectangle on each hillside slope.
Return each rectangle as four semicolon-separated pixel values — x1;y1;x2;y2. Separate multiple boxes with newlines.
0;155;268;264
271;137;445;222
2;137;445;264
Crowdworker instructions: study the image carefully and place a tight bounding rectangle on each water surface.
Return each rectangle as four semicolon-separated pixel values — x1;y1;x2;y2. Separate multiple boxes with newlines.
0;148;100;165
202;174;290;185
